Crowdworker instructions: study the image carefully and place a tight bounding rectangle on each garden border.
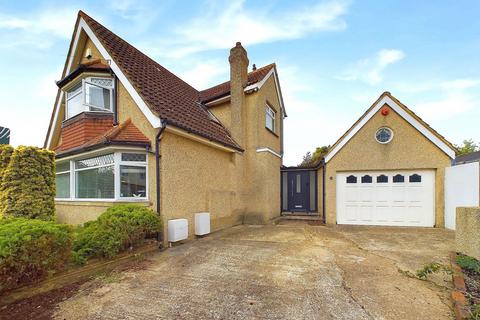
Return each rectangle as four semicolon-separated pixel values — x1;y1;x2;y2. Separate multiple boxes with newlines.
450;252;471;320
0;241;159;306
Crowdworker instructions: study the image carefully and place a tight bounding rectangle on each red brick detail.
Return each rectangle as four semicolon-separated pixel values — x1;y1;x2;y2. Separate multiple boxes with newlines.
450;252;472;320
55;116;150;155
453;275;467;292
56;113;114;152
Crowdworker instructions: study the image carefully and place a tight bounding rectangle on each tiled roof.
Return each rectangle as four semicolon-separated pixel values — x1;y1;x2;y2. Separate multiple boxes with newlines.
86;118;150;146
79;11;243;151
199;64;275;103
56;117;150;157
455;150;480;164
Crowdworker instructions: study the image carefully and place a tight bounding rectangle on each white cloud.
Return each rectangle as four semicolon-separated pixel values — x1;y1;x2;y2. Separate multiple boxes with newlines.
0;8;78;49
338;49;405;85
150;0;350;58
411;78;480;121
177;60;228;90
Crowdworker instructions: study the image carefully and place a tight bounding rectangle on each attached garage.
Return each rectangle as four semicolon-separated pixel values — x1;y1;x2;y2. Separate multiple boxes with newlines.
336;170;435;227
315;92;457;228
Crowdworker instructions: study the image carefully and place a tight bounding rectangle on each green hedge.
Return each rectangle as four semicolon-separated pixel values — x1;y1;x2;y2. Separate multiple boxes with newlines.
0;218;73;293
0;146;55;220
0;145;13;184
73;204;162;265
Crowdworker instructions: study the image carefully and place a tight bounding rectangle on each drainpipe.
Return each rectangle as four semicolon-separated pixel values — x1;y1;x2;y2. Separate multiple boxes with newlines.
322;159;326;224
155;120;167;243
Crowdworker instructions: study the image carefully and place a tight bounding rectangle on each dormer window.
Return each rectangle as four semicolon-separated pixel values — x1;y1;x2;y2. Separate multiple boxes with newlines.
65;77;114;119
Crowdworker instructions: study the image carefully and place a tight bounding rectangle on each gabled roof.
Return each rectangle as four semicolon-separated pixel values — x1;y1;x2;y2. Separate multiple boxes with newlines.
77;11;242;151
199;64;275;103
324;91;457;163
56;118;150;158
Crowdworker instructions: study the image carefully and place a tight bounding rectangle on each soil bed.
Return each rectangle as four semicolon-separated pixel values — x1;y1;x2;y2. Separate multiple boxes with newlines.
0;258;152;320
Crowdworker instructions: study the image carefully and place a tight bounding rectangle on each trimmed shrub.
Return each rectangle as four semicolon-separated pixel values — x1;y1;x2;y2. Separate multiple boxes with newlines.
0;218;73;293
73;205;161;265
0;145;13;183
0;146;55;220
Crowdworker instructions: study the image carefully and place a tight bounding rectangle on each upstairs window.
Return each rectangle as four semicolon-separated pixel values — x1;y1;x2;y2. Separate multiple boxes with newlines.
65;77;114;119
265;105;276;132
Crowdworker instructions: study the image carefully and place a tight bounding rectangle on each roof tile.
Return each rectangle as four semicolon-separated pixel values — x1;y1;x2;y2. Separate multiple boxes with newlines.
79;11;257;151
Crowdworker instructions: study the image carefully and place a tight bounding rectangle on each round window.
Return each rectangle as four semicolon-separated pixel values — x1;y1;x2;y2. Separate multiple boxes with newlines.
375;127;393;144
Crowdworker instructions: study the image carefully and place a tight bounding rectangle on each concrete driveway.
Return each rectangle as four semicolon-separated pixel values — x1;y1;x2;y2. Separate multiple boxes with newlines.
55;221;455;320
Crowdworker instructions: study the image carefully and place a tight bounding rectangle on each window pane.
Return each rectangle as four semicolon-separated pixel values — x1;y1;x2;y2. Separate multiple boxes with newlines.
296;174;301;193
86;83;111;111
56;162;70;173
91;78;113;87
75;154;114;169
55;173;70;198
76;166;114;198
361;175;372;183
393;174;405;183
265;106;275;131
121;153;146;162
67;91;84;118
66;83;82;98
409;174;422;183
120;166;146;198
346;175;357;183
377;175;388;183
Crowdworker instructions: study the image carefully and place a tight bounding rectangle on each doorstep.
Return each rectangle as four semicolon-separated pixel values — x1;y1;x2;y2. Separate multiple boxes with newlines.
277;213;323;221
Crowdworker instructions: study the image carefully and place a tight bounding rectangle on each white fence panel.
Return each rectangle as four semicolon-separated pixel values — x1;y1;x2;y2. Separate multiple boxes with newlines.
445;162;480;230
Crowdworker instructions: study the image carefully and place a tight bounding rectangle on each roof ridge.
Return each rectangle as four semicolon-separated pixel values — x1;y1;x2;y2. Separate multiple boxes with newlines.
79;11;199;94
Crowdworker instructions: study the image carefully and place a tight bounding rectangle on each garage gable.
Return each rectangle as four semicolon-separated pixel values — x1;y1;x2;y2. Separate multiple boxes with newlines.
324;92;456;163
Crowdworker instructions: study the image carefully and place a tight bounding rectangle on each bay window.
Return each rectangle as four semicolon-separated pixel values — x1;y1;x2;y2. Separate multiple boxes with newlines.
65;77;114;119
55;161;71;199
55;151;148;201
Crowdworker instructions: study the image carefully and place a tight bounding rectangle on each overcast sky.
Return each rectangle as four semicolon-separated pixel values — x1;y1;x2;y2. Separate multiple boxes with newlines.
1;0;479;165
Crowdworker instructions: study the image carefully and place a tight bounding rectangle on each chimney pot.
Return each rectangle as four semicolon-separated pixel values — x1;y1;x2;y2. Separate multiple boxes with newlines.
252;64;257;71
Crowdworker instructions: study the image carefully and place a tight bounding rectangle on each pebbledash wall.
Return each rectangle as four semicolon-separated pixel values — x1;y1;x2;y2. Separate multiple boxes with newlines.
456;207;480;260
54;35;282;236
160;74;282;237
320;105;451;227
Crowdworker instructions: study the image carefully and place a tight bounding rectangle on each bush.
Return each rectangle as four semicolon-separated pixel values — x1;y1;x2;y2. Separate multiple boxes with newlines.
0;218;73;293
456;254;480;274
0;146;55;220
0;145;13;183
73;205;161;265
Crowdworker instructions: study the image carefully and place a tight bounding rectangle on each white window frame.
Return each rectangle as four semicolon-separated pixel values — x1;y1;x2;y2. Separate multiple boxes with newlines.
265;104;276;132
65;76;114;120
55;150;148;202
55;162;72;199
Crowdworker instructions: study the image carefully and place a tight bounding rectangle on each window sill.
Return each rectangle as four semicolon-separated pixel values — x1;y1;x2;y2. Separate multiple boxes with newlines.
55;198;149;204
265;127;279;137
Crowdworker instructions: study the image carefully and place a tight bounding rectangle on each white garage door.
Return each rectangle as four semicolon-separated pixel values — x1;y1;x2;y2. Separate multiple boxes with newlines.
336;170;435;227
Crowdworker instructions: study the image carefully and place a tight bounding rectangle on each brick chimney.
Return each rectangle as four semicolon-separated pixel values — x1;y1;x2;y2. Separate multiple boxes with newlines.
229;42;249;146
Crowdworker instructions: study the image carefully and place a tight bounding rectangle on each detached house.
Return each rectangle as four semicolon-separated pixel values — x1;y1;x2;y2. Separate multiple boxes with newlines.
45;11;286;235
